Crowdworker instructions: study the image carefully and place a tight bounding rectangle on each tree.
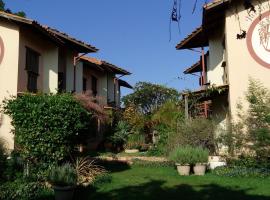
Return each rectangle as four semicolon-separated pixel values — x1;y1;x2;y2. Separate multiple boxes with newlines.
0;0;5;11
122;82;180;115
0;0;26;17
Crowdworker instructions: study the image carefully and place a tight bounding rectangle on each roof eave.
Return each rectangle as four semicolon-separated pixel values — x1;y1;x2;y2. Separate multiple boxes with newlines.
176;27;209;50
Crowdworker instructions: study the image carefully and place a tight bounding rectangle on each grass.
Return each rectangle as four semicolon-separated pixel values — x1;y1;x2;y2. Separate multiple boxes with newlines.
74;163;270;200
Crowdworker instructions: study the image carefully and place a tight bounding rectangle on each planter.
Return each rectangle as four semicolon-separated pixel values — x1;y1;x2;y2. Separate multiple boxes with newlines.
208;156;226;170
53;185;75;200
176;164;190;176
124;149;139;154
193;164;206;176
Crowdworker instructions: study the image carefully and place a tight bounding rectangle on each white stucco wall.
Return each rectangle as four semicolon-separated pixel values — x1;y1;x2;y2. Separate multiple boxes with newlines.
207;26;225;86
18;27;59;93
225;0;270;119
0;19;20;150
82;63;108;105
43;47;58;93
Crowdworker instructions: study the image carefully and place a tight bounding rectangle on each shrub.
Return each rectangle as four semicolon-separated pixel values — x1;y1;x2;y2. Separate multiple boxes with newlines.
0;179;51;200
110;121;130;147
0;138;7;180
48;163;77;186
212;166;270;178
167;118;216;154
169;146;195;165
124;134;145;149
192;147;209;164
132;159;174;168
3;93;92;165
74;157;107;185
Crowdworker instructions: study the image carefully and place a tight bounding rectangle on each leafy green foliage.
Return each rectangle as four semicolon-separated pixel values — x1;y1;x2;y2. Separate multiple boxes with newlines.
3;93;92;164
169;146;208;165
122;82;180;115
0;0;5;11
192;147;209;164
219;79;270;158
48;163;77;186
0;0;26;17
0;178;50;200
110;121;130;147
212;166;270;178
169;146;195;165
0;139;7;180
167;118;216;154
124;134;145;149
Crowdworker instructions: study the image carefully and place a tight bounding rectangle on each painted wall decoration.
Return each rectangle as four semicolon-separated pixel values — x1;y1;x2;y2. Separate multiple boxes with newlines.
247;11;270;69
0;35;4;65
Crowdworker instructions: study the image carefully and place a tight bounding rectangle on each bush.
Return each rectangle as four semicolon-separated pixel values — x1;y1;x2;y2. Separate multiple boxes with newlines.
110;121;130;147
0;138;7;180
3;93;92;165
132;159;174;168
169;146;195;165
125;134;145;149
212;166;270;178
0;179;51;200
48;163;77;186
167;118;216;154
192;147;209;164
74;157;107;185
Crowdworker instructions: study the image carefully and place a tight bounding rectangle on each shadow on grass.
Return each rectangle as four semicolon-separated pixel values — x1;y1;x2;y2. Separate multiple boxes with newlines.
96;159;131;173
74;180;270;200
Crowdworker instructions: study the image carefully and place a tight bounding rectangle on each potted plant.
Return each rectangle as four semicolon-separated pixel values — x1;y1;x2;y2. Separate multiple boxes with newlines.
192;147;209;176
48;163;77;200
169;146;194;176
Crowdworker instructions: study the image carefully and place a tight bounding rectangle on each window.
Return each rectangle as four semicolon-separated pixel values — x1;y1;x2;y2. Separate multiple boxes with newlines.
91;76;97;96
83;78;87;92
26;48;39;93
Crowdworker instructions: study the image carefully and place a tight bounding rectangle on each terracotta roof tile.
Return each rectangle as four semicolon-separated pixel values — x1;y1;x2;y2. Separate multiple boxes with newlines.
80;56;131;75
0;11;98;53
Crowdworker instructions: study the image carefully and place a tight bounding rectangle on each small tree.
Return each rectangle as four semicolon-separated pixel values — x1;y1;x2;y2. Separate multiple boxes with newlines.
3;93;92;165
122;82;180;115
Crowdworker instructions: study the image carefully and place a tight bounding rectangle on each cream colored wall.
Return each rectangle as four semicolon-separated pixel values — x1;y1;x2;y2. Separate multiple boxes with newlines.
225;0;270;119
18;27;58;93
207;26;225;86
43;47;58;93
82;64;108;105
0;19;20;150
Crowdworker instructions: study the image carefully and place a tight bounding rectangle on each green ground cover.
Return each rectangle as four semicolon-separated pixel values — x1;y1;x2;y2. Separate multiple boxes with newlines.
75;164;270;200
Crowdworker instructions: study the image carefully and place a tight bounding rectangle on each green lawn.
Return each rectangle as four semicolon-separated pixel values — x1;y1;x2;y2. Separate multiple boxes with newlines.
74;163;270;200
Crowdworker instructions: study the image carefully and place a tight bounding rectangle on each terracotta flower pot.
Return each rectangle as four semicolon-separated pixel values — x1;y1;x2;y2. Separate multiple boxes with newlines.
193;164;206;176
53;185;75;200
176;164;190;176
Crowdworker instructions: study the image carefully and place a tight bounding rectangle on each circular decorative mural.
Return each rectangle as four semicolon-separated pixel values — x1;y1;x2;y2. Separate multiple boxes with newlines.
0;36;4;65
247;11;270;69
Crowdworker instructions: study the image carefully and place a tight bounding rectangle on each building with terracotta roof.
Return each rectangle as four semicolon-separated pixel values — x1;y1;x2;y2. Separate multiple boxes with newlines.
79;56;132;108
0;11;131;150
177;0;270;131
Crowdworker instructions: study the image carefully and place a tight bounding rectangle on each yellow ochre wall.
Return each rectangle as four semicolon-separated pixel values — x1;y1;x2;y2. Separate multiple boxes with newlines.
0;19;19;150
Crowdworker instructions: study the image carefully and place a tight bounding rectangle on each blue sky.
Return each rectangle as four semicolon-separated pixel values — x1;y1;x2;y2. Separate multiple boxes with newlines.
5;0;205;96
